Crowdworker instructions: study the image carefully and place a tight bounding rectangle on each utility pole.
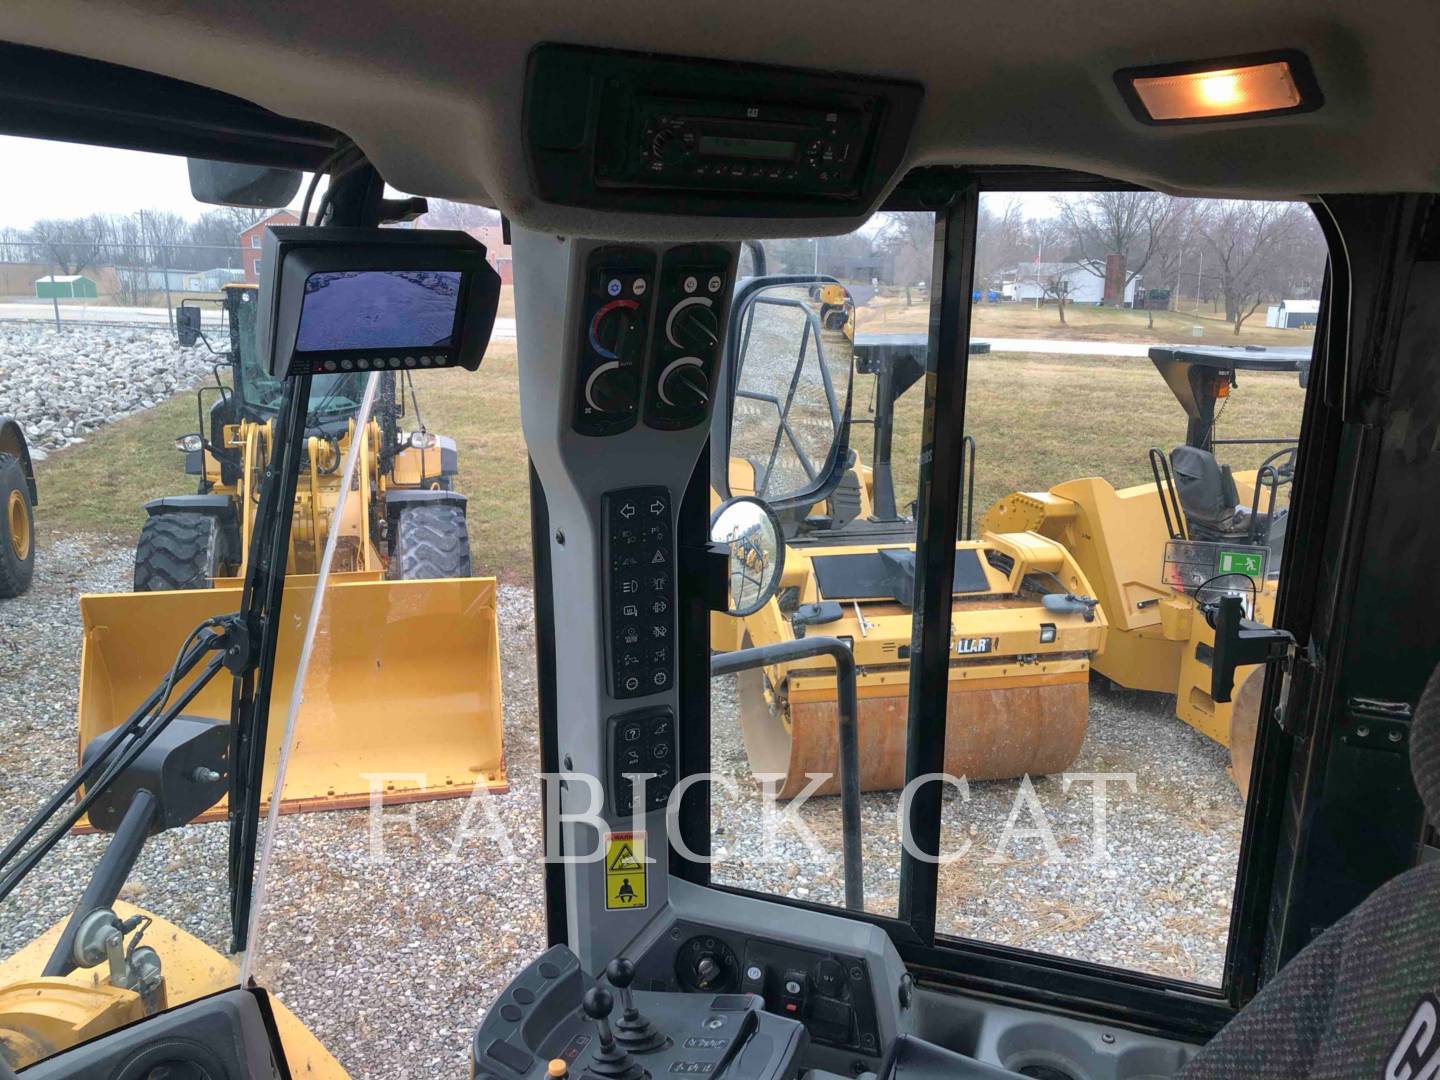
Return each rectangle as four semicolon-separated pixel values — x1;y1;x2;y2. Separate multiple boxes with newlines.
47;260;61;331
159;240;174;331
1173;249;1184;313
1034;236;1044;310
1194;251;1204;315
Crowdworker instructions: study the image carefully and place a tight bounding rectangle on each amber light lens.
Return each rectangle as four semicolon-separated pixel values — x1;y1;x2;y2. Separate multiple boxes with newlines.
1131;60;1303;120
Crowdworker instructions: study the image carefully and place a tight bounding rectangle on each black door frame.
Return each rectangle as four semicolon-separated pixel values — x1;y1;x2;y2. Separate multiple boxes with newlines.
536;174;1435;1041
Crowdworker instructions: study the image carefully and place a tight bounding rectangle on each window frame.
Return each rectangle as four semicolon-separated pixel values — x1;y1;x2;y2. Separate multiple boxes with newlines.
669;167;1352;1037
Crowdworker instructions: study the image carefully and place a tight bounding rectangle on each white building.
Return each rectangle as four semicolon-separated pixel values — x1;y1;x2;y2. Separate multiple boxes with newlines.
1265;298;1321;329
1002;262;1138;306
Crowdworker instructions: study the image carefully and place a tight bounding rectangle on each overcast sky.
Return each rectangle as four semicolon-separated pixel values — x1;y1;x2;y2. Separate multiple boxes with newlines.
0;136;210;228
0;133;1058;231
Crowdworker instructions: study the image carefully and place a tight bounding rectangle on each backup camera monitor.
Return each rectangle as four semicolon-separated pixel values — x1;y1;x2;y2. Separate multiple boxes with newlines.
256;225;501;378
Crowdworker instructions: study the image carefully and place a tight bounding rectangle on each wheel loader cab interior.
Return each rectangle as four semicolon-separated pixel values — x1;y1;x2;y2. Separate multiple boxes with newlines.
1;12;1439;1080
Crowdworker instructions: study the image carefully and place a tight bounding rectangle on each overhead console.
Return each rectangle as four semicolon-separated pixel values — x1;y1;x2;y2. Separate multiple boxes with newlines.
525;45;923;218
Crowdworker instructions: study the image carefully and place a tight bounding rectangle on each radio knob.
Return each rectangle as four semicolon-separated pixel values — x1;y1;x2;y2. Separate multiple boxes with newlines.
659;359;709;410
587;362;639;414
669;301;719;353
593;303;643;361
651;128;685;165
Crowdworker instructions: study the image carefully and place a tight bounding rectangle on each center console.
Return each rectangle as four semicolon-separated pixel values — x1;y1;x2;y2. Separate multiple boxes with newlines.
473;946;808;1080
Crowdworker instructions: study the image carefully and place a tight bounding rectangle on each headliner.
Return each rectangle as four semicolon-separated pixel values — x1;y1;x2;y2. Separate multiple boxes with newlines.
0;0;1435;238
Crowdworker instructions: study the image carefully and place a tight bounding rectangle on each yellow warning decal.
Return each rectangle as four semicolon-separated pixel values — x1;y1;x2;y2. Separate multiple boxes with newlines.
605;831;647;911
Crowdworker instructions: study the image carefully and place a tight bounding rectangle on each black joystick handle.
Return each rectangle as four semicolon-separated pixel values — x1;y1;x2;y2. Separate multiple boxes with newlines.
605;957;665;1052
583;987;616;1040
583;986;646;1079
606;958;635;992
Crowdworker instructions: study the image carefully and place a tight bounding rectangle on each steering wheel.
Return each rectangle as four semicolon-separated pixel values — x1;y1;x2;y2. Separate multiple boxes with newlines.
1259;445;1298;487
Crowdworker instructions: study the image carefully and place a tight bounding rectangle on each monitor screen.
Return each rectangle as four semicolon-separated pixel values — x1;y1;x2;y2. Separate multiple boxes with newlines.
295;269;462;352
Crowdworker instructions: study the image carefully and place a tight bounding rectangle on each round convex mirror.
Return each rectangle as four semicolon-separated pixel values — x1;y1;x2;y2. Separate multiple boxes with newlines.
710;496;786;617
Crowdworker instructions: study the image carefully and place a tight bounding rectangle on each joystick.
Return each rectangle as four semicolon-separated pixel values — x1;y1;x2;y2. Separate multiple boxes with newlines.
606;957;666;1052
582;987;647;1080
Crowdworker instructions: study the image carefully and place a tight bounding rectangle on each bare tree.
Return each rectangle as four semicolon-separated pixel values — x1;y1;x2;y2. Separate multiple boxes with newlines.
1138;199;1200;327
975;197;1029;293
26;217;106;274
1194;201;1314;335
1038;271;1074;324
875;211;934;297
415;199;501;231
0;227;26;262
187;209;255;269
1054;191;1178;307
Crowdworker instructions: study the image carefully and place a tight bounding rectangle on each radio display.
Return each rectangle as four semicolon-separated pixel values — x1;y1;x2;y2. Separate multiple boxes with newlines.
697;134;797;161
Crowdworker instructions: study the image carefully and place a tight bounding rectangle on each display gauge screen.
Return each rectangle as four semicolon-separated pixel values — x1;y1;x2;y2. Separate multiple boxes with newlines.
296;269;461;351
697;135;797;161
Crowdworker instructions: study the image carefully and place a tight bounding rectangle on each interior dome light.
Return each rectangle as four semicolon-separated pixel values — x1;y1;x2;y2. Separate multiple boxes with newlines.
1116;51;1321;124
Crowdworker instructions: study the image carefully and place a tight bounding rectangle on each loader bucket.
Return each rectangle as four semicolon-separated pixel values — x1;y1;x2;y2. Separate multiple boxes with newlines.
738;667;1089;799
78;574;507;819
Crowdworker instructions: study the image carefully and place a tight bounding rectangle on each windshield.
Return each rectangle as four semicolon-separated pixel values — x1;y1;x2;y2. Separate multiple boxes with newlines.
711;192;1323;993
230;288;368;416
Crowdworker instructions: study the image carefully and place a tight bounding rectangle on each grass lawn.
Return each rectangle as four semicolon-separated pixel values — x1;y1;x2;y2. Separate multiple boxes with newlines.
851;350;1307;523
33;338;1305;587
857;292;1317;349
32;343;536;585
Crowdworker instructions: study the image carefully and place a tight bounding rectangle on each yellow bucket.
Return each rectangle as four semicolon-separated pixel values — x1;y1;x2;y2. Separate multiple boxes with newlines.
77;574;507;818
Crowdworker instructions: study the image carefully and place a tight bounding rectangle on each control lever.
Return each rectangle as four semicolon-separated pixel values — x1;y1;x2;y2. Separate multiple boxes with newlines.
582;987;646;1080
606;957;666;1052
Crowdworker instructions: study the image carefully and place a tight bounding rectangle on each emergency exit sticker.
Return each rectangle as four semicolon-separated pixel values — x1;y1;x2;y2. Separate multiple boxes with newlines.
1219;549;1264;576
605;831;647;911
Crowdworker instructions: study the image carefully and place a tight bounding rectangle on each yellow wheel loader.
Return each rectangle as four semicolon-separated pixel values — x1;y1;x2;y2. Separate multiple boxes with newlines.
78;284;507;819
982;344;1305;790
712;286;1107;797
0;717;345;1074
0;417;37;598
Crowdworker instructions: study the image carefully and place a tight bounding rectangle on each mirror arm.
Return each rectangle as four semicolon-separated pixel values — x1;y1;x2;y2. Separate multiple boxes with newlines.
1208;594;1295;703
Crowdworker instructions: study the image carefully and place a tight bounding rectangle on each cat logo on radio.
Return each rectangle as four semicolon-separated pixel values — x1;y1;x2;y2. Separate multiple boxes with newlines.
605;831;648;911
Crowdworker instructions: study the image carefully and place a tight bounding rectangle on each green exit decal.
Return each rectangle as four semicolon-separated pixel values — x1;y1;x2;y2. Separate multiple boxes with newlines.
1219;550;1263;576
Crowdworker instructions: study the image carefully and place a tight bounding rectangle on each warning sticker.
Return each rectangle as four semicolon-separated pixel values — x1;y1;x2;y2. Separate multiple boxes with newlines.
605;831;648;911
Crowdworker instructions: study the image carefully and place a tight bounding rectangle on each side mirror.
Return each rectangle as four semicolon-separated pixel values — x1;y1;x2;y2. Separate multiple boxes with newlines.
711;496;786;617
176;305;203;348
187;158;302;208
716;278;854;514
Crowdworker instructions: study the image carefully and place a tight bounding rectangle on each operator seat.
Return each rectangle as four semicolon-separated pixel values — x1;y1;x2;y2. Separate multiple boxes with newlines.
1178;661;1440;1078
1169;445;1287;550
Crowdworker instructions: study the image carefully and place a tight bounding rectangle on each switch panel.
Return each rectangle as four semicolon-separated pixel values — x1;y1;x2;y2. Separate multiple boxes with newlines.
608;707;677;816
605;486;674;698
573;247;656;436
639;924;883;1058
645;245;734;432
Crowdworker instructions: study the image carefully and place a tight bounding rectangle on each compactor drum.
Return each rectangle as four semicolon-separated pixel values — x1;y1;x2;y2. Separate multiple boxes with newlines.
714;282;1106;796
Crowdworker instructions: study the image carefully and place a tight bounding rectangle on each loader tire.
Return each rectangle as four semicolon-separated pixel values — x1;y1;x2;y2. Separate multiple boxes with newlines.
133;512;225;591
0;452;35;598
391;503;471;580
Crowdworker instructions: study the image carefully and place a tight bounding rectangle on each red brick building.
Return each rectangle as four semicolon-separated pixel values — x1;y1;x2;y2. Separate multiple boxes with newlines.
239;210;300;284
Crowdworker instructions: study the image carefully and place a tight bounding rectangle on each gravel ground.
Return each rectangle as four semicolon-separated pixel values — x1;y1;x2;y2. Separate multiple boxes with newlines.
0;323;213;453
709;675;1242;985
0;536;1240;1077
